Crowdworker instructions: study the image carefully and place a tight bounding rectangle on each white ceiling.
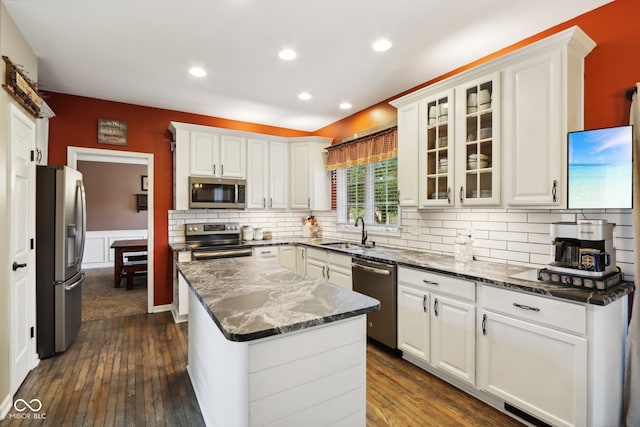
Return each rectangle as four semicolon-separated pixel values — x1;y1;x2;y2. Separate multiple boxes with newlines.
4;0;611;132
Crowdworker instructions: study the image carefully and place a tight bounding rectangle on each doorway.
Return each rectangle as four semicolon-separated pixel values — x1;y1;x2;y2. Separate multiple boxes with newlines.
67;147;155;313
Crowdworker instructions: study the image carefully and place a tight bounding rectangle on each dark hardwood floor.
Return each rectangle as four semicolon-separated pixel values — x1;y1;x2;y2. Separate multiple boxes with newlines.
2;312;522;426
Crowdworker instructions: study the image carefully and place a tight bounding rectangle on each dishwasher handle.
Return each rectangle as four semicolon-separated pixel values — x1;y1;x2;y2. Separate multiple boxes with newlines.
352;262;391;276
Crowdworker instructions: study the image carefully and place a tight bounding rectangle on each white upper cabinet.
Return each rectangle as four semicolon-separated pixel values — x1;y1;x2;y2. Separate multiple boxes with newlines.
503;29;595;208
246;138;289;209
396;102;420;207
190;132;246;178
391;26;595;209
289;137;332;210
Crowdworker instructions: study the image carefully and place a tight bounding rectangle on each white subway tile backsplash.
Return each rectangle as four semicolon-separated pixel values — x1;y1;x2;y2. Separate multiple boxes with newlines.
168;207;635;280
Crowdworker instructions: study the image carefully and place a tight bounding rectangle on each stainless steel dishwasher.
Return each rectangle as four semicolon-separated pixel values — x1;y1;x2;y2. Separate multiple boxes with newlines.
352;258;397;348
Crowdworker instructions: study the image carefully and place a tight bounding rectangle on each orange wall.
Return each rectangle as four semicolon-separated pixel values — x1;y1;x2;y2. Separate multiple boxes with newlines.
46;94;311;305
315;0;640;140
46;0;638;306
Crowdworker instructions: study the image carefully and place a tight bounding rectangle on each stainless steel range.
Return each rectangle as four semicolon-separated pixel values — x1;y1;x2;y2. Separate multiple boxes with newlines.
185;222;253;260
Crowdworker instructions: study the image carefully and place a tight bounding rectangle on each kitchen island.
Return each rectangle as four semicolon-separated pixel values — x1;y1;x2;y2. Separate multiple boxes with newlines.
177;256;379;427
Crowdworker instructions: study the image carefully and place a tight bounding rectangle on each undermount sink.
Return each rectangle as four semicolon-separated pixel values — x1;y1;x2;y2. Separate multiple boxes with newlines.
320;242;375;250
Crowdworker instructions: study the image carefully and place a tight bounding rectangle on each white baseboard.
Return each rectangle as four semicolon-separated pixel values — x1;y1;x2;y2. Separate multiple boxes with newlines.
171;307;188;323
0;393;12;421
151;304;172;314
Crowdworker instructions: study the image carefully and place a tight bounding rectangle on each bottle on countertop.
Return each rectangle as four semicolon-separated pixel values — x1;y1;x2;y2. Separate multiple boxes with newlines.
241;225;254;241
454;232;474;263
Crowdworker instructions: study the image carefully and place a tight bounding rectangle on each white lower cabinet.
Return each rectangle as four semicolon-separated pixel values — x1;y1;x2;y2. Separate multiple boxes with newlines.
253;246;279;261
278;245;296;270
397;267;476;386
306;248;352;290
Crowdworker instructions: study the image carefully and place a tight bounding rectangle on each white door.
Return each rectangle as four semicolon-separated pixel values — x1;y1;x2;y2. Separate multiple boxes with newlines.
10;104;36;393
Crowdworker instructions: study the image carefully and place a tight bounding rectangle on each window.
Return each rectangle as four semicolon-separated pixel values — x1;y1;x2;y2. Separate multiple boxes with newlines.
337;157;399;230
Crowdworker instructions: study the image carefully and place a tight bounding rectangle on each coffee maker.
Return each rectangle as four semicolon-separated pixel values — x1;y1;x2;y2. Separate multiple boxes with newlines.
547;220;617;278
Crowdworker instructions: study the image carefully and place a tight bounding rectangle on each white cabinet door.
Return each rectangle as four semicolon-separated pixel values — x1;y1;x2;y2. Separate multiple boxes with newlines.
219;134;246;178
430;294;475;385
279;245;296;270
397;283;430;363
397;102;420;207
190;132;219;176
246;138;269;209
305;248;326;280
327;252;352;290
503;50;564;207
289;139;331;210
296;246;306;275
269;140;289;209
478;310;587;427
290;143;310;209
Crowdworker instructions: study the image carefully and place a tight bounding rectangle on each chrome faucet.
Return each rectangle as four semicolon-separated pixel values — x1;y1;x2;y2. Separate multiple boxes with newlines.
355;216;368;245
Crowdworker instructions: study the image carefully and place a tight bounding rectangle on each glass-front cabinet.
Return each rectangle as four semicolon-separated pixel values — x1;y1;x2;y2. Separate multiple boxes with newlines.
455;74;500;206
419;75;500;208
419;89;454;207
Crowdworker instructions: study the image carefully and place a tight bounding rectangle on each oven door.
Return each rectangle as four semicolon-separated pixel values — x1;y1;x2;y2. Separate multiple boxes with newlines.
189;177;245;208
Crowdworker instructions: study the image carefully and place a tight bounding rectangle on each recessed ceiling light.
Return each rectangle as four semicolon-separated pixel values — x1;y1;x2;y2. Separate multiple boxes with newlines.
339;102;352;110
372;38;392;52
278;48;297;61
189;67;207;77
298;92;312;100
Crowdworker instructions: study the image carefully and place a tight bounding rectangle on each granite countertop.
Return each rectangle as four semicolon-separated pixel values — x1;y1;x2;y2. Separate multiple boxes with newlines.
171;237;634;307
177;256;379;342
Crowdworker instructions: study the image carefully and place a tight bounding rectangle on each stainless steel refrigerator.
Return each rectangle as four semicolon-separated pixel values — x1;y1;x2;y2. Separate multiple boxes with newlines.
36;165;86;358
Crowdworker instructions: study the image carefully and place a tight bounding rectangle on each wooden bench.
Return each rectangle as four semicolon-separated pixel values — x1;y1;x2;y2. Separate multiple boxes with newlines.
120;252;148;290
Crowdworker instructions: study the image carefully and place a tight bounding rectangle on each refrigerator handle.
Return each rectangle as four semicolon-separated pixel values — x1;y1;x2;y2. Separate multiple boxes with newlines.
76;179;87;267
65;271;86;291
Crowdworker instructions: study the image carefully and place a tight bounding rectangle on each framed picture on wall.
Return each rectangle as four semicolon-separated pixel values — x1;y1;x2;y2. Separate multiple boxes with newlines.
141;175;148;191
98;118;127;145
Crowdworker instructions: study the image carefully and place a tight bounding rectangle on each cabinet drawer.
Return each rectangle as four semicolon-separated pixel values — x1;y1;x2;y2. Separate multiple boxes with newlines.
253;246;279;259
398;267;475;301
481;285;586;335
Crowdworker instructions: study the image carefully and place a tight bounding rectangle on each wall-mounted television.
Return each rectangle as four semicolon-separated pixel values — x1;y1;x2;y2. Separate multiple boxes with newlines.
567;125;633;209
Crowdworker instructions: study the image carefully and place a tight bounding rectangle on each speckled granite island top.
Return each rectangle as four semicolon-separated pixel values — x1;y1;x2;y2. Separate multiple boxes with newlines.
177;257;380;342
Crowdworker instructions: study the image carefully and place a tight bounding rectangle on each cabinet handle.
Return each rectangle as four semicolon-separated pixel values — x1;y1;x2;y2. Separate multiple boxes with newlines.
12;262;27;271
213;164;216;175
447;187;451;204
270;198;273;208
263;198;266;208
482;314;487;335
221;164;224;176
322;265;326;278
308;198;311;209
552;180;558;203
459;186;464;203
422;279;439;286
327;266;330;280
513;302;540;312
434;298;439;317
423;295;427;313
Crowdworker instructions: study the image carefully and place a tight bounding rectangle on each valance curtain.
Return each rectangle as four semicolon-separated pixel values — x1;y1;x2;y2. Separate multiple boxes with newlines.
326;128;397;171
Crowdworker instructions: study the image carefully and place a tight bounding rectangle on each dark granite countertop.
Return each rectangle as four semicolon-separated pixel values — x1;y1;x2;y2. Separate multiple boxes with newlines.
177;257;380;342
171;237;633;306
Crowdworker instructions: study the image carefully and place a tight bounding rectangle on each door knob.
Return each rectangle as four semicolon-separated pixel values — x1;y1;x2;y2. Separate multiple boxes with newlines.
12;262;27;271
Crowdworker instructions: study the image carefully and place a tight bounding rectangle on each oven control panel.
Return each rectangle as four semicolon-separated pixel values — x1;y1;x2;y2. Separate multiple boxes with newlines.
186;222;240;235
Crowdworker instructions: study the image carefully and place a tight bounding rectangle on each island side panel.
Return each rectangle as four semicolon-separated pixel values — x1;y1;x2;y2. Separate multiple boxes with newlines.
248;316;367;425
188;289;250;427
188;287;368;426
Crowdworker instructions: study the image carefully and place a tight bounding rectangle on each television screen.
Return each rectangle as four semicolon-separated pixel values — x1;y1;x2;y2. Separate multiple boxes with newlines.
567;125;633;209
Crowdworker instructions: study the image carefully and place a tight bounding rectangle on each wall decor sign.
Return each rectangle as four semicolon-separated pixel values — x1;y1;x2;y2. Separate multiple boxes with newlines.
98;118;128;145
2;56;42;118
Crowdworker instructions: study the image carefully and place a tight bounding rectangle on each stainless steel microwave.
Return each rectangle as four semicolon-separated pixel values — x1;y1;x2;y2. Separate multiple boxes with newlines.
189;177;246;209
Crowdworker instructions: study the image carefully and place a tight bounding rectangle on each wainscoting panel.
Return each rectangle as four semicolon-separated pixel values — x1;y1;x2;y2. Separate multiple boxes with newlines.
83;229;148;269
